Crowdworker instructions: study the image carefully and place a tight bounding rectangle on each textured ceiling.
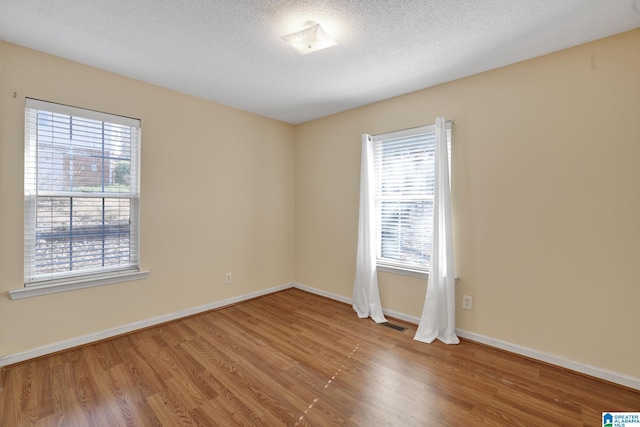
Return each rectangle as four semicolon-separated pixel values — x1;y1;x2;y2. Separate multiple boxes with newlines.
0;1;639;124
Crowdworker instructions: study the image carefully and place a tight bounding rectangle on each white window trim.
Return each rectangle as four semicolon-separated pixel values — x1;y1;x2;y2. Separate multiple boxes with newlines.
371;122;452;277
376;265;459;284
377;264;428;279
20;99;145;297
10;269;149;300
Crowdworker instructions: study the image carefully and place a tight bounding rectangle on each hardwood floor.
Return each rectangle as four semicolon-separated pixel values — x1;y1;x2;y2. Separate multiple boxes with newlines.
1;288;638;426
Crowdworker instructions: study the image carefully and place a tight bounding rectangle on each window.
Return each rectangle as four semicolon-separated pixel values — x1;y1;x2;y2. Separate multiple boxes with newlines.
371;123;451;276
23;99;142;290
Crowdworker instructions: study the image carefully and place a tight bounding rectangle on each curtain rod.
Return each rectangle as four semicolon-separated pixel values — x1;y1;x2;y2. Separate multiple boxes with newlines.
370;120;453;139
394;120;453;132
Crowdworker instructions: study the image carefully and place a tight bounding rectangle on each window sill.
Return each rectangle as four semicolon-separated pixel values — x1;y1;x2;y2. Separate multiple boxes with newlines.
376;265;459;284
377;264;428;279
9;269;149;300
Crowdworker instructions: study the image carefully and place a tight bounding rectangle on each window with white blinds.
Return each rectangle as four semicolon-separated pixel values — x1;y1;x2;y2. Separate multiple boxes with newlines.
24;99;141;286
372;123;451;274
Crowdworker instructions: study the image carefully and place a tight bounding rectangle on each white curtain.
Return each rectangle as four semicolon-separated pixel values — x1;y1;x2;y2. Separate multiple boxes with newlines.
352;134;387;323
414;117;459;344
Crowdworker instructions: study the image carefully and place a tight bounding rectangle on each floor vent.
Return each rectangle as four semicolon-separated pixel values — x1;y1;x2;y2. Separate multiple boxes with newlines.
381;322;408;332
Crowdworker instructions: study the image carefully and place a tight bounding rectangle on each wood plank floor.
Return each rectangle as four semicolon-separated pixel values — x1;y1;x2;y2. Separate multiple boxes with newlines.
1;288;638;426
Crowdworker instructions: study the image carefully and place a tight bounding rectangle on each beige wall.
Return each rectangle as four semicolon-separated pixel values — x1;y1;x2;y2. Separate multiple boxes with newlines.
0;42;295;357
295;29;640;379
2;29;640;381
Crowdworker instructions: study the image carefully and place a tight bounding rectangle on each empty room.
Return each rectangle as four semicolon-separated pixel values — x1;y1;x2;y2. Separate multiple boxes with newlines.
0;1;639;426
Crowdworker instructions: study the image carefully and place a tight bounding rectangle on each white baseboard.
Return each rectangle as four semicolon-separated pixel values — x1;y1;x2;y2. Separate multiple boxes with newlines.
292;282;352;304
292;282;420;324
454;329;640;391
292;282;640;391
0;283;292;367
3;281;639;391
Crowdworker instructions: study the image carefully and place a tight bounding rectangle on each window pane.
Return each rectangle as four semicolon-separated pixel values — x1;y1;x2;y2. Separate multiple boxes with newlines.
380;200;433;267
378;136;435;197
36;111;133;193
375;133;435;269
34;197;132;276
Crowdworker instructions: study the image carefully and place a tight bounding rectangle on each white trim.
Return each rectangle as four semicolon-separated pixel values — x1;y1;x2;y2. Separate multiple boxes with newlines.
36;191;136;199
292;282;352;304
293;282;640;391
10;270;150;300
291;282;421;324
381;308;420;324
4;281;639;391
0;283;292;367
377;264;428;279
371;122;452;142
376;266;459;284
26;98;140;127
455;329;640;391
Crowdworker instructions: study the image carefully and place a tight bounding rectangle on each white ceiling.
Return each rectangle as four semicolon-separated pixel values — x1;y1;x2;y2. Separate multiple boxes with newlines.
0;1;638;124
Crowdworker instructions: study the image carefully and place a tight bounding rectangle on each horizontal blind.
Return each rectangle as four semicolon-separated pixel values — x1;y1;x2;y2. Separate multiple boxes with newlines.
24;99;141;284
372;124;450;271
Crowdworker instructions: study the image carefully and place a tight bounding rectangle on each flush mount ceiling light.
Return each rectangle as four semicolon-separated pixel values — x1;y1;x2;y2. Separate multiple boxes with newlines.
281;21;337;55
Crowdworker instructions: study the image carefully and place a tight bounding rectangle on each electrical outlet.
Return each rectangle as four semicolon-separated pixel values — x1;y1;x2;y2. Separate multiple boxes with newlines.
462;295;473;310
225;273;232;284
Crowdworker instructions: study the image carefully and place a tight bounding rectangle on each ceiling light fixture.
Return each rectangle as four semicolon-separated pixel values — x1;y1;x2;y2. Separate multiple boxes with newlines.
281;21;337;55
